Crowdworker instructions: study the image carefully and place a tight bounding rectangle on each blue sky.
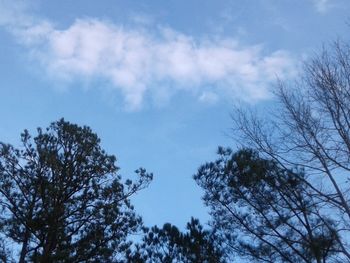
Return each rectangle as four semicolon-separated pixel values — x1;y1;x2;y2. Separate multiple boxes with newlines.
0;0;349;228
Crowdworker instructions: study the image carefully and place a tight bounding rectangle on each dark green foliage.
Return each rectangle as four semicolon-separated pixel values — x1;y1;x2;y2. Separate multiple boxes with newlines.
194;148;339;263
128;218;225;263
0;119;152;262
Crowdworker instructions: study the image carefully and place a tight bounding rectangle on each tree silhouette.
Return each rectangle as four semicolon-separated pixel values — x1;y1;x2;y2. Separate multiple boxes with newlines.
195;148;339;262
232;40;350;261
128;218;225;263
0;119;152;262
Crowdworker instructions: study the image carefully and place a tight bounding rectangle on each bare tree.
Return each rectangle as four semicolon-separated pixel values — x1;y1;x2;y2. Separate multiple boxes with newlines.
232;41;350;261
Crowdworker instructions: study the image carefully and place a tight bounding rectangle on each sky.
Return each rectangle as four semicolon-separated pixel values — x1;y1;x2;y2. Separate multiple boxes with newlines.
0;0;349;229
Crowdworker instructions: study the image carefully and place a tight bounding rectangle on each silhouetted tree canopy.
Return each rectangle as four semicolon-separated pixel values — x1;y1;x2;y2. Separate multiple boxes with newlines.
232;40;350;261
195;148;340;262
0;119;152;262
128;217;225;263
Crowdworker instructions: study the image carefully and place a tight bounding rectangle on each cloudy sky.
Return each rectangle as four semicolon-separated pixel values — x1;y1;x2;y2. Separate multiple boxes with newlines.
0;0;349;228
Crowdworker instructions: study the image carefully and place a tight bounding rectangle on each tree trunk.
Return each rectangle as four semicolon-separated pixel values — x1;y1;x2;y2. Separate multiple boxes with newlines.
18;229;30;263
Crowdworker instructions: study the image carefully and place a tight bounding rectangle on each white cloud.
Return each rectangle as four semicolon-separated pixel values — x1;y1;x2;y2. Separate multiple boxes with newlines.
0;0;296;110
312;0;332;13
198;91;219;104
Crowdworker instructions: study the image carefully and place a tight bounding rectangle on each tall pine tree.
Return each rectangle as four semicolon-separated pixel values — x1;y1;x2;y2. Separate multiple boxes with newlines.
0;119;152;262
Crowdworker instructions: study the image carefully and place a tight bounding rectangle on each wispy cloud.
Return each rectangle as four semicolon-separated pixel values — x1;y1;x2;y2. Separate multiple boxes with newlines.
311;0;333;13
198;91;219;105
0;0;296;110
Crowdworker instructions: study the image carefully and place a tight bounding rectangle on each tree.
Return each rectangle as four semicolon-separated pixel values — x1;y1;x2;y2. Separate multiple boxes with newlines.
0;119;152;262
127;218;225;263
0;237;13;263
195;148;340;263
230;40;350;261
